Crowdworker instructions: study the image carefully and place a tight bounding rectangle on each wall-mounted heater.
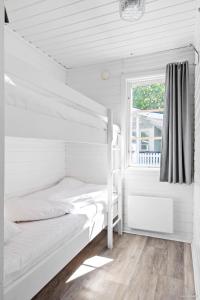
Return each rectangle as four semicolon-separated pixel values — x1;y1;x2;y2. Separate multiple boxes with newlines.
127;195;174;233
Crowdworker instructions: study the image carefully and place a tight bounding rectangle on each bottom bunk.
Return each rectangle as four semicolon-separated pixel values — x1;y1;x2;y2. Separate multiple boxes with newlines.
4;177;118;300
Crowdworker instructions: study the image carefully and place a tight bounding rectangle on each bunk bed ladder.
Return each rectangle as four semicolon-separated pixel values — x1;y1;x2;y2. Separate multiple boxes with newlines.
107;109;123;249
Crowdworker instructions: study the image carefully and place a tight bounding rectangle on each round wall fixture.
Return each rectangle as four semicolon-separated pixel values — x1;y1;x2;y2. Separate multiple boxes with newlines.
101;70;110;80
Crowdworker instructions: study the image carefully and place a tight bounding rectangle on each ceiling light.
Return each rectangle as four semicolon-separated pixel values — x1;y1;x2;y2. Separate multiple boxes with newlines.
119;0;145;22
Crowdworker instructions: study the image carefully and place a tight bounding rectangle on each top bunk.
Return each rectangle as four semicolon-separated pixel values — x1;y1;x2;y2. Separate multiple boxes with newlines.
5;55;120;145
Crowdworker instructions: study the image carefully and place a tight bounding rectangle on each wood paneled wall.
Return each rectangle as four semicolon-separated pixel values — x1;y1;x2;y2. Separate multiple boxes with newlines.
68;48;195;124
67;142;107;185
124;169;193;242
4;138;108;198
5;137;66;198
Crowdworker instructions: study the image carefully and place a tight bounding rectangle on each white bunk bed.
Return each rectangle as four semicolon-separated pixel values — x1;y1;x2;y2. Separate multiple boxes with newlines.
4;56;123;300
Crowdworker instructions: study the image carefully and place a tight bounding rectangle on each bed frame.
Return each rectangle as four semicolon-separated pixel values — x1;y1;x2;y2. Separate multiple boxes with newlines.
4;55;123;300
5;55;107;144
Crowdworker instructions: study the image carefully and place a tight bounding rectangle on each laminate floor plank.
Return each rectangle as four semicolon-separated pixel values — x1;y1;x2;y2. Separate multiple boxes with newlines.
167;240;185;280
33;232;196;300
184;243;196;298
154;275;184;300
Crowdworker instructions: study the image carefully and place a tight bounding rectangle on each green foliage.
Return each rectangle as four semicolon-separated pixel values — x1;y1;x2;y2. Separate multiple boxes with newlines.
132;83;165;110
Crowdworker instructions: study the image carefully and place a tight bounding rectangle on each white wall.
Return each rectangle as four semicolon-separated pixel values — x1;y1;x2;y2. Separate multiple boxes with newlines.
67;143;107;185
68;47;195;125
67;60;122;124
192;0;200;297
5;27;66;82
4;138;107;199
5;137;66;198
125;169;193;242
0;6;4;299
68;48;195;242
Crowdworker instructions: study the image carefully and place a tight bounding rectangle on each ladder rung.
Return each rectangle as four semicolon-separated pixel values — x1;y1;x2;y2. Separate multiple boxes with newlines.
113;193;120;202
112;147;120;151
112;168;120;174
112;217;121;228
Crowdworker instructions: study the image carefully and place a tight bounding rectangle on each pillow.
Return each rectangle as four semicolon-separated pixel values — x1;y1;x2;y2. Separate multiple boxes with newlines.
4;219;20;243
5;177;87;222
5;194;68;222
56;177;85;189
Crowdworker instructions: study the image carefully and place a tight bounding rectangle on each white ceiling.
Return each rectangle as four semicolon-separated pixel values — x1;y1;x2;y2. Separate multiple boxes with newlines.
5;0;196;68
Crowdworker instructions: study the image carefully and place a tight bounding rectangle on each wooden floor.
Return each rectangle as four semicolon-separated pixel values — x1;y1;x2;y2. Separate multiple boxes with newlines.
33;232;196;300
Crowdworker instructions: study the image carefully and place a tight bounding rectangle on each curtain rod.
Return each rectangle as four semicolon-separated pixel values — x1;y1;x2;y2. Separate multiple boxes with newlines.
127;44;199;66
154;44;199;66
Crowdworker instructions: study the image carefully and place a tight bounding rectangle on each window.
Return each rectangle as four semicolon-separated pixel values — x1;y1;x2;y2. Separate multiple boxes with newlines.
128;76;165;167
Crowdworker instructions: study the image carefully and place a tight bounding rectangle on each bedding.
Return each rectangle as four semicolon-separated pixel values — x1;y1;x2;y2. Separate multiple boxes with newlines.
5;196;67;222
5;177;107;222
4;219;21;244
4;179;111;289
4;211;106;287
51;188;108;218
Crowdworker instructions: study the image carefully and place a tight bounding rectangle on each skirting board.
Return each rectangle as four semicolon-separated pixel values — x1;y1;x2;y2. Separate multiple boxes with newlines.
123;226;192;243
191;243;200;300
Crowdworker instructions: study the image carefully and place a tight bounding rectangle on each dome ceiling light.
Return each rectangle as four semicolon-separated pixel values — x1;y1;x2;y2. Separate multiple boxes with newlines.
119;0;146;22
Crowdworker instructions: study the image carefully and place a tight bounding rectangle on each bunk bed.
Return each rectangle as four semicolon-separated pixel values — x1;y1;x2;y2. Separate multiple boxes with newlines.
4;55;123;300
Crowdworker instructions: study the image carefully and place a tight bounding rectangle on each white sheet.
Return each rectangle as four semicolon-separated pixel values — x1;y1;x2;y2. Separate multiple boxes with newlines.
4;219;21;244
50;183;108;219
4;214;88;287
5;177;107;222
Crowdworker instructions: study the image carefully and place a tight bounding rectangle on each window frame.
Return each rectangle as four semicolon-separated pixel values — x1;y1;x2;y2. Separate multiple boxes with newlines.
126;74;165;169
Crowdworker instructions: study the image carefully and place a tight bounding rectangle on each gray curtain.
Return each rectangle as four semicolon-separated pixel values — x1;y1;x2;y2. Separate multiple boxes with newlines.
160;61;194;184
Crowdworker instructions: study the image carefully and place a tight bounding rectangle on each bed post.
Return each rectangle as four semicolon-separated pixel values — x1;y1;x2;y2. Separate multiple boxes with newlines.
107;109;123;249
107;109;114;249
117;133;123;236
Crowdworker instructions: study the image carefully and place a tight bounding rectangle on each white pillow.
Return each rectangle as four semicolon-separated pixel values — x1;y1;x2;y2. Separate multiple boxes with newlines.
57;177;85;189
5;194;67;222
5;177;86;222
4;219;20;244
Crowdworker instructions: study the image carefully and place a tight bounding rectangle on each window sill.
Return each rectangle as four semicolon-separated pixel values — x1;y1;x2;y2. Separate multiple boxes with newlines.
125;166;160;173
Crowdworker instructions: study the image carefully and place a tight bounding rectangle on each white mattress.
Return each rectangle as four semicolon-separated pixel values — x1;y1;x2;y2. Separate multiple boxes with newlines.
4;179;110;287
4;214;88;287
4;201;110;288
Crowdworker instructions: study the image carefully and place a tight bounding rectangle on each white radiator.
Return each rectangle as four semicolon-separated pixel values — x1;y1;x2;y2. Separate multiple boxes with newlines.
127;196;174;233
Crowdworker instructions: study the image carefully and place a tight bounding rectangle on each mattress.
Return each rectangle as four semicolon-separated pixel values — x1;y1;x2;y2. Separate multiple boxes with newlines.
4;213;107;288
4;209;108;288
4;214;86;287
4;179;111;287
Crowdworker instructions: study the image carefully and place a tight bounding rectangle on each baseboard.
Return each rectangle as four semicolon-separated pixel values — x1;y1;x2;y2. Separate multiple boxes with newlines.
191;243;200;300
123;226;192;243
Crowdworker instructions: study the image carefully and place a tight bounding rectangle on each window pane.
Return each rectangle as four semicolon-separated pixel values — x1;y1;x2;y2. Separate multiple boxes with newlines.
129;81;165;167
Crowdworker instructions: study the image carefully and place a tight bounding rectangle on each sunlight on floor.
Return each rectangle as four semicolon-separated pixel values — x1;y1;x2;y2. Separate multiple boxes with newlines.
84;255;113;268
66;256;113;283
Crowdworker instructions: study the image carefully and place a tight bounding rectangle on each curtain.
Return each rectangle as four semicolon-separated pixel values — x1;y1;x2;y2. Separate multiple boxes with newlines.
160;61;194;184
